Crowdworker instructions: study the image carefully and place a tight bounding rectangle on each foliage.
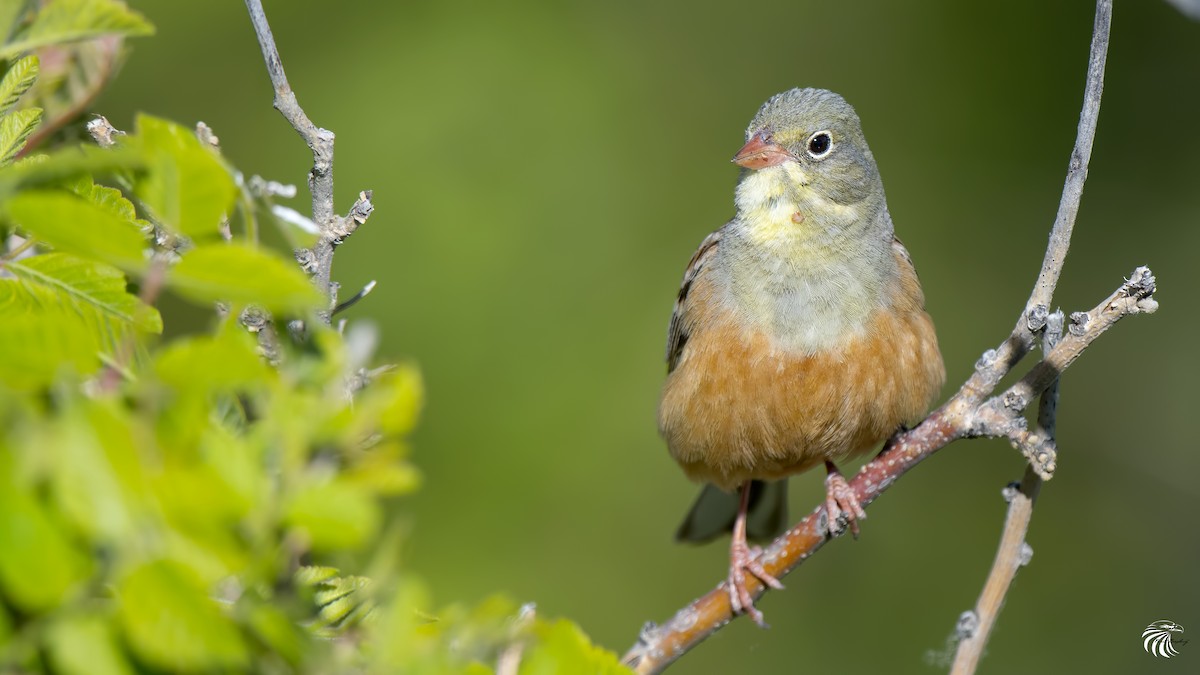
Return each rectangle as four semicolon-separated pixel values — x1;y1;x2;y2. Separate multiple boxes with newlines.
0;3;627;673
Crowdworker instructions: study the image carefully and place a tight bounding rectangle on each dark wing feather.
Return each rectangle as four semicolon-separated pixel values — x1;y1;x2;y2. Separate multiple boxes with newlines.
666;228;722;373
892;235;915;274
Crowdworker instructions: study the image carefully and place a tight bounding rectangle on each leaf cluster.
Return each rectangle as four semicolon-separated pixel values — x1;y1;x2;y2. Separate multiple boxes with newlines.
0;3;627;673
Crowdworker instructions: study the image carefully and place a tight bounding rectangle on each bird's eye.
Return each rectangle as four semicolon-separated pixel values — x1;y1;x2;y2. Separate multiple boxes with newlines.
807;131;833;158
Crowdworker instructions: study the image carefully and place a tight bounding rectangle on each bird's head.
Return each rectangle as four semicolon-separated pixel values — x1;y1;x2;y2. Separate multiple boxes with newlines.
733;88;885;225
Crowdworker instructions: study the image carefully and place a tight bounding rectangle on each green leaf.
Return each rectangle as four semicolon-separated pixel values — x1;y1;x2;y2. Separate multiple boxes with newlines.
295;566;342;587
152;468;251;582
154;327;272;394
343;454;421;496
45;612;135;675
324;365;424;454
302;570;375;634
133;114;235;239
0;55;39;115
0;307;103;388
116;559;248;672
198;423;265;519
2;252;162;340
4;189;146;269
0;106;41;166
284;478;381;552
0;143;144;201
246;603;308;666
37;398;147;543
351;364;425;439
0;458;92;612
42;404;139;542
522;619;631;675
0;236;157;390
368;577;435;670
0;0;154;61
167;242;323;314
71;178;141;224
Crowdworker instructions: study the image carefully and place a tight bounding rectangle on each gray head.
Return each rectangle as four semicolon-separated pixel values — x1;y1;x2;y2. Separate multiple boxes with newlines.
734;88;883;207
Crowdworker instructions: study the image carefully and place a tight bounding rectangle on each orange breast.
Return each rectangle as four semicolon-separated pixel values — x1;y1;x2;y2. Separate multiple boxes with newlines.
658;267;944;491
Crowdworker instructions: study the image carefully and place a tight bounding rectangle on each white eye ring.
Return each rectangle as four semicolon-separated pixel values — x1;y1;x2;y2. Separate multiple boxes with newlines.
806;130;834;159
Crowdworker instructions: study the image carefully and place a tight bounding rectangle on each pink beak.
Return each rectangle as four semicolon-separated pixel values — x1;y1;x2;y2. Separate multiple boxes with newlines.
732;131;794;170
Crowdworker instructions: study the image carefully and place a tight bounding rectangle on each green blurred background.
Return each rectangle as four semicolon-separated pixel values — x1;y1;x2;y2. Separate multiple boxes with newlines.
99;1;1198;673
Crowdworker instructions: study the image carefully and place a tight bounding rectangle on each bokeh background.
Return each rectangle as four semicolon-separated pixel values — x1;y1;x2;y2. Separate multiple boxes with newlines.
99;1;1198;673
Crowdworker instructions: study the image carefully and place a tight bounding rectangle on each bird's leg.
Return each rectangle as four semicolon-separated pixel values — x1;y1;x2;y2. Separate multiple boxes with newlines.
727;481;784;627
824;459;867;538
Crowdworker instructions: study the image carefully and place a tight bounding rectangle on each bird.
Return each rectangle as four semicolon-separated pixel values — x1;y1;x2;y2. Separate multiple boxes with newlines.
657;88;945;625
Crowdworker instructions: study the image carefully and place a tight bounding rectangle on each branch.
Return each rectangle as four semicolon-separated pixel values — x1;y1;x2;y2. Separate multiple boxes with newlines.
950;311;1061;674
1027;0;1111;314
623;1;1138;672
243;0;373;324
958;0;1112;413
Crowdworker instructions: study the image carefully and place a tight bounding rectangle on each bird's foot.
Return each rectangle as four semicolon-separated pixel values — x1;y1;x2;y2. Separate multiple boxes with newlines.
824;463;867;538
727;541;784;627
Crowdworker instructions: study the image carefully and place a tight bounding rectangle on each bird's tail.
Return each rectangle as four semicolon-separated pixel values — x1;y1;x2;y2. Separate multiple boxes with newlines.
675;480;788;544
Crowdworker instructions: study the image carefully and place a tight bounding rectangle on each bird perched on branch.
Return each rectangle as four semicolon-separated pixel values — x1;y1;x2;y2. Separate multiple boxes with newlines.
658;88;945;625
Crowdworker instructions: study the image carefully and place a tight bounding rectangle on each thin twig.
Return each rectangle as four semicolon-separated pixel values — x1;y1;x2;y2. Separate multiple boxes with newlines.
240;306;282;366
85;116;123;147
950;311;1061;675
496;603;537;675
242;0;332;229
624;1;1129;671
958;0;1112;412
333;279;377;315
0;236;36;265
243;0;373;324
15;36;124;161
1027;0;1112;315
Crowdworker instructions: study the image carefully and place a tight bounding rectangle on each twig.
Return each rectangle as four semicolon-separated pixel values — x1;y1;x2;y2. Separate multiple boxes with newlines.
0;236;36;265
243;0;373;324
242;0;331;228
950;311;1061;675
15;36;124;161
496;603;537;675
240;306;282;366
958;0;1112;413
85;115;123;147
333;279;376;315
623;1;1134;672
1027;0;1111;314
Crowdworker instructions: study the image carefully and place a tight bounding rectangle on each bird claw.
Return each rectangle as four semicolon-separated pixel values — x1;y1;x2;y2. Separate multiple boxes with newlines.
824;468;867;538
727;540;784;627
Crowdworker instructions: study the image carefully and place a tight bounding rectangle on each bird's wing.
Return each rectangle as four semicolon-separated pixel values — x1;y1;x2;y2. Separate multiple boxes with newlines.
891;235;930;310
892;235;915;274
666;228;722;373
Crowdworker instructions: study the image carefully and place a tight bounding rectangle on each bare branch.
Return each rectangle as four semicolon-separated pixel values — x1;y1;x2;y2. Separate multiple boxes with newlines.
243;0;374;324
334;279;377;316
242;0;331;227
1028;0;1112;314
950;311;1060;674
241;306;282;366
85;115;123;147
956;0;1113;413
